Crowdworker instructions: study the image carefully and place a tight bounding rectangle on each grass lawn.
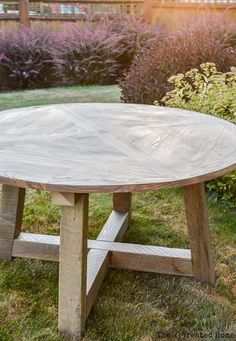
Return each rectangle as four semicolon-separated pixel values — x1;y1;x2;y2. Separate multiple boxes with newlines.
0;86;236;341
0;85;120;111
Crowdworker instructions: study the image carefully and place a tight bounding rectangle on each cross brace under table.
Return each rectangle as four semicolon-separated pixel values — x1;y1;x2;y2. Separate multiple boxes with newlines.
0;184;215;340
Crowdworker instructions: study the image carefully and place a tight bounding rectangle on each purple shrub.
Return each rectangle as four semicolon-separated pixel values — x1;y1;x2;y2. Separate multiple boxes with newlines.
52;22;125;85
103;14;164;75
0;27;55;90
120;13;236;104
52;14;162;85
0;14;164;90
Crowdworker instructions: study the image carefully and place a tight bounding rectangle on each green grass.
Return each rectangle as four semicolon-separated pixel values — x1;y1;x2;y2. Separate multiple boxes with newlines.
0;86;236;341
0;85;120;111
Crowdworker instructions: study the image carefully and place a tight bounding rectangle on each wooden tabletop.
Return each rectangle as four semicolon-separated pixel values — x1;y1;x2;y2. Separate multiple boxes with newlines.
0;103;235;193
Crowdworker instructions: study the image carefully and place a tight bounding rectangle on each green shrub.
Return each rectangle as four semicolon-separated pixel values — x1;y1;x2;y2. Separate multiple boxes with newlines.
159;63;236;207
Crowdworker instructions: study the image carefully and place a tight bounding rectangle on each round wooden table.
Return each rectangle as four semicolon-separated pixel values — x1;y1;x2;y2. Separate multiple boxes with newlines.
0;103;235;340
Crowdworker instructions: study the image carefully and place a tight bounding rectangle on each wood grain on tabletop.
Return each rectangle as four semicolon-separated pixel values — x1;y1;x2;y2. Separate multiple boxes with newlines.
0;103;235;193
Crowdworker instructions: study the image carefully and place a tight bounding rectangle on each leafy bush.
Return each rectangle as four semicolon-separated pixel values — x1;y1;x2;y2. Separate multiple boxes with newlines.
160;63;236;207
207;173;236;207
120;14;236;104
0;27;55;90
161;63;236;123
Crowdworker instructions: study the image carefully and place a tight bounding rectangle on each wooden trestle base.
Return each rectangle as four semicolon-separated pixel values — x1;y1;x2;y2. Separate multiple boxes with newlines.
0;184;215;340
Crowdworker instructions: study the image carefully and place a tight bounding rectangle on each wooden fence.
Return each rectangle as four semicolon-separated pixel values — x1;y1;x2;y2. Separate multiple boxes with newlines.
0;0;236;28
150;0;236;29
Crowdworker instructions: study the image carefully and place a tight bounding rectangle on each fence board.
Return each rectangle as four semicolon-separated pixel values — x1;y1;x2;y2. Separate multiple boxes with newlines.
0;0;235;28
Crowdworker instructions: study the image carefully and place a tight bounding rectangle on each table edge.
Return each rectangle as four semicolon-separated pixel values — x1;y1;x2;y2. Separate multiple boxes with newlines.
0;163;235;193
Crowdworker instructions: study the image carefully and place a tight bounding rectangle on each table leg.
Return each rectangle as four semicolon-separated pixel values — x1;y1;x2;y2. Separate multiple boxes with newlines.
0;185;25;260
183;183;215;286
58;193;88;340
113;192;132;226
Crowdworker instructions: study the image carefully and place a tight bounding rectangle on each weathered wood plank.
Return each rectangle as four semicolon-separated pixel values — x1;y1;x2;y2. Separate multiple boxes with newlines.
12;209;128;262
89;240;192;277
183;183;215;286
0;185;25;259
58;193;88;340
12;233;193;277
109;248;192;277
144;0;152;23
113;192;132;225
12;232;59;261
19;0;30;26
86;210;129;316
113;193;132;213
51;192;75;206
86;249;109;317
97;211;129;242
89;240;191;259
